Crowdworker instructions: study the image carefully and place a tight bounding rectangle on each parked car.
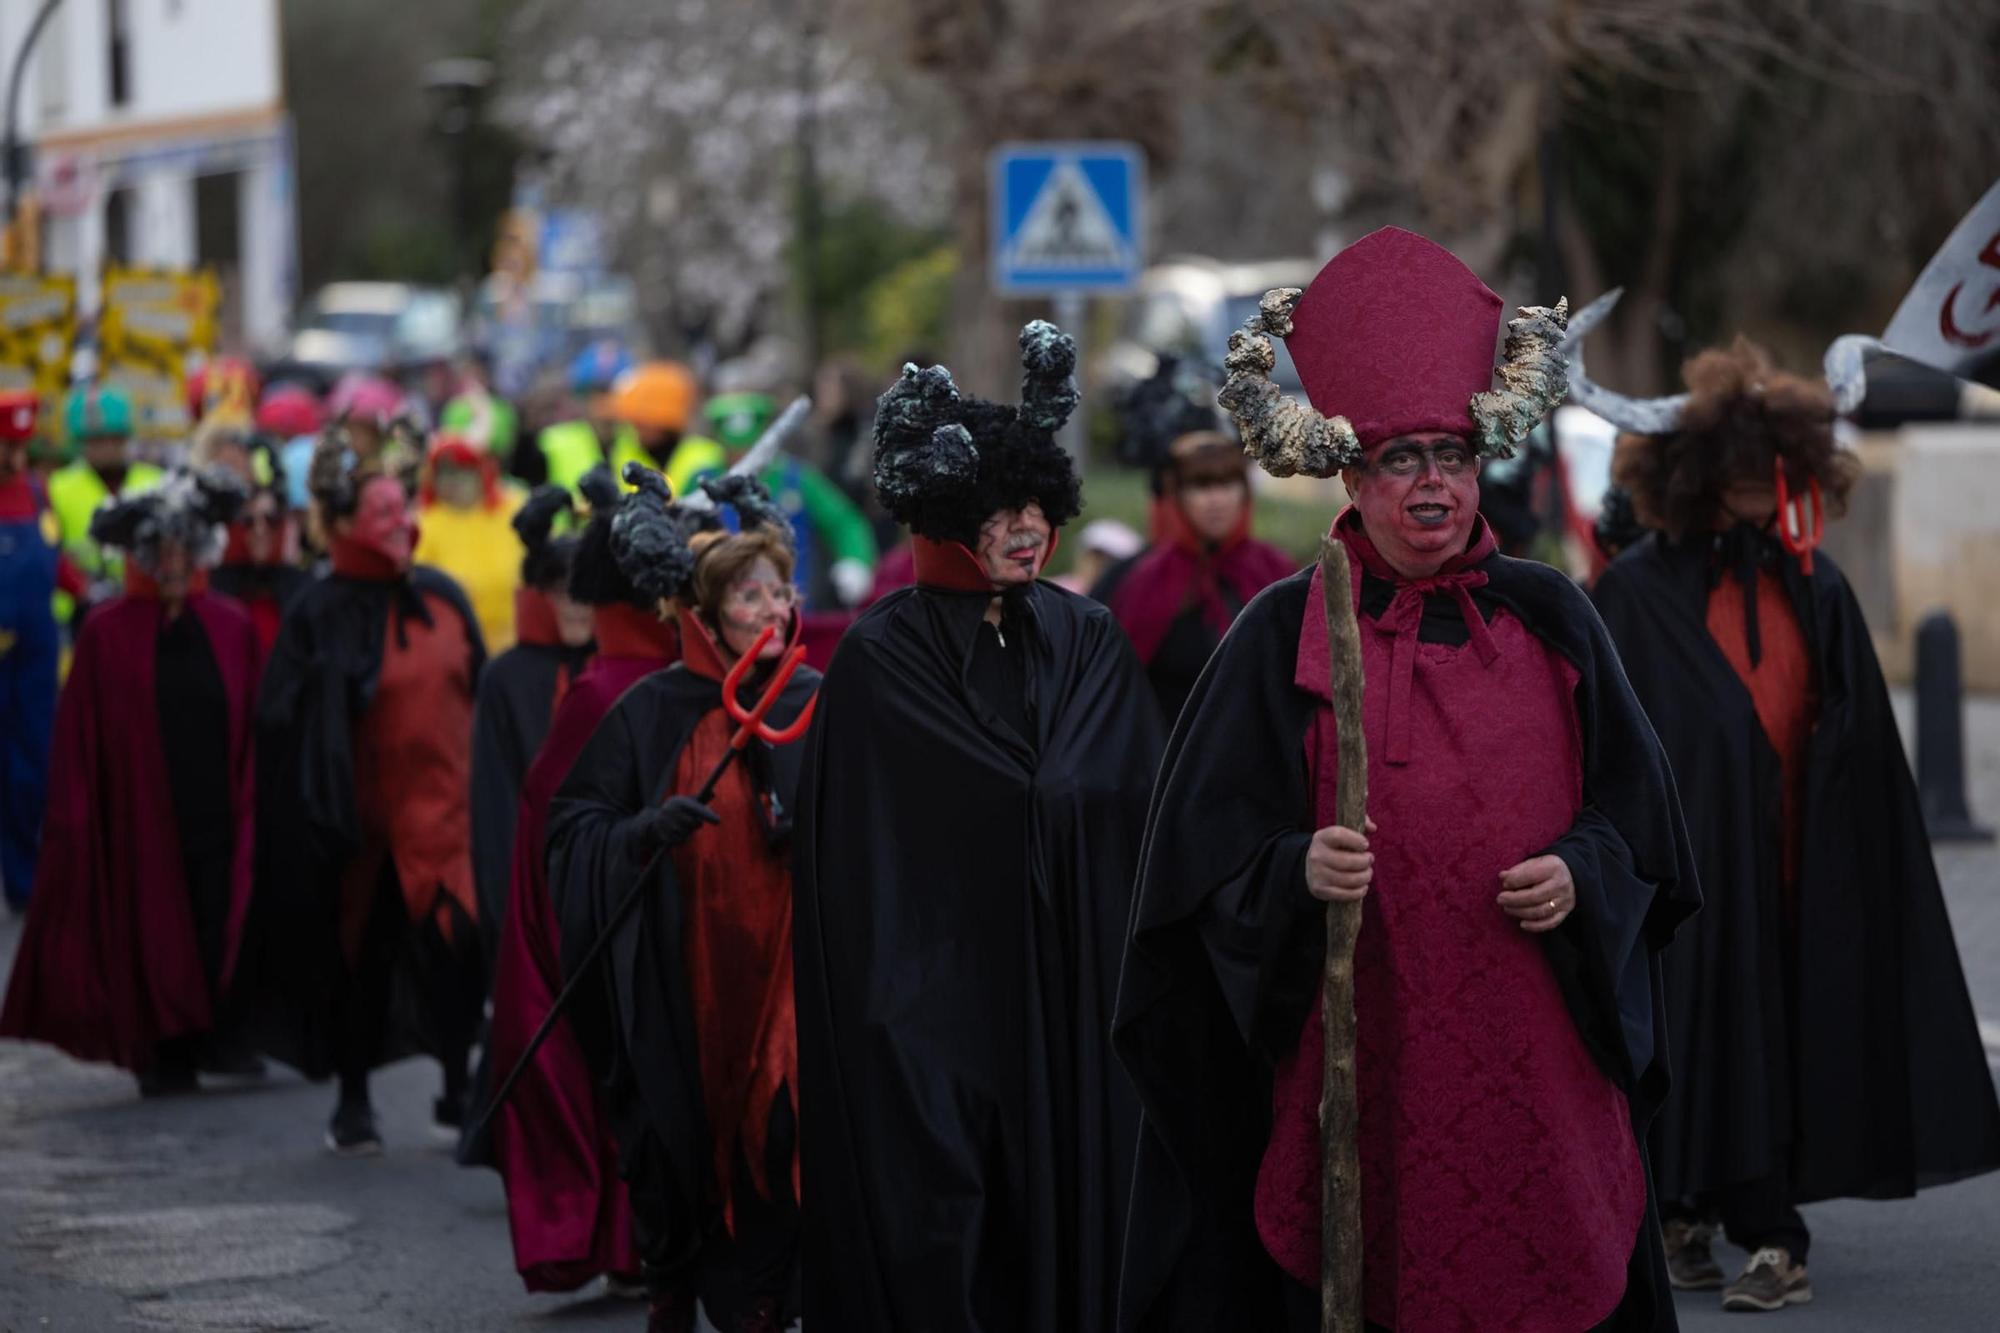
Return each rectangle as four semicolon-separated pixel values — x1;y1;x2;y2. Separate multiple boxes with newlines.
282;283;464;385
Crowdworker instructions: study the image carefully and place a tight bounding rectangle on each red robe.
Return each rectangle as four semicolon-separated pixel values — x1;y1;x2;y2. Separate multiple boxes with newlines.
484;604;677;1291
1256;513;1644;1331
0;591;261;1070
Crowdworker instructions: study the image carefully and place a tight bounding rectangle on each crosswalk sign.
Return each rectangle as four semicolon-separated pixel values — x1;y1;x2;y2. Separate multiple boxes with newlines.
991;142;1145;295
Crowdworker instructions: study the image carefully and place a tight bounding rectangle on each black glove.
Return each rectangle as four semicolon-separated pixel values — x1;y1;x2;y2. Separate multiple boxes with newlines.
630;796;719;861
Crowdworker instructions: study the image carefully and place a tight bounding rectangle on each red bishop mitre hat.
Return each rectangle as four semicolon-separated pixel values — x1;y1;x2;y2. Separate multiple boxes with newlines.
1284;227;1504;449
0;389;38;443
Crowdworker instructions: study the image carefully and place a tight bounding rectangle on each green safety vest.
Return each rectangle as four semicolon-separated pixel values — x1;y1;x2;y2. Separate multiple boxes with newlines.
46;459;165;621
536;420;656;492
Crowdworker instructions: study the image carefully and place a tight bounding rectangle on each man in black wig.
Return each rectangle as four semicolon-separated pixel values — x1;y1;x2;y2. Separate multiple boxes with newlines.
791;321;1164;1330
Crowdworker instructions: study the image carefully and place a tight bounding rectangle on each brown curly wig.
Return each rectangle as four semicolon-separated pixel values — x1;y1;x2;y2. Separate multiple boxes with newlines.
1611;337;1859;540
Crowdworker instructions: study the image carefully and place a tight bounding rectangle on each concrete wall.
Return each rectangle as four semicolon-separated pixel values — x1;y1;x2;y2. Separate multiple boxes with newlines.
1825;424;2000;689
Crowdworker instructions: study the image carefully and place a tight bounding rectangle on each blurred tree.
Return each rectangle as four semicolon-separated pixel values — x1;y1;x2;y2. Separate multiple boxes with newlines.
1228;0;2000;390
861;243;957;371
499;0;948;372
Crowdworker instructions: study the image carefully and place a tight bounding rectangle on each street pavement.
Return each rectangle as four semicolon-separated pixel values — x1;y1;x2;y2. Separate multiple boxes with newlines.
4;694;1998;1332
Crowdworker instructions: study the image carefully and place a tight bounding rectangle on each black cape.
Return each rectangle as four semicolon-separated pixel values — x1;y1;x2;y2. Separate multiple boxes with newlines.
245;566;487;1078
544;662;817;1270
1114;560;1701;1332
792;579;1164;1332
471;638;592;973
1592;533;2000;1205
209;560;311;622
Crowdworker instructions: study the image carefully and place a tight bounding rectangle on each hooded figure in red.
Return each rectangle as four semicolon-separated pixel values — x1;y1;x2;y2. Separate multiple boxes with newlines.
547;465;815;1333
1114;228;1701;1332
2;468;265;1095
247;426;487;1155
1094;357;1296;724
465;465;683;1294
466;475;602;973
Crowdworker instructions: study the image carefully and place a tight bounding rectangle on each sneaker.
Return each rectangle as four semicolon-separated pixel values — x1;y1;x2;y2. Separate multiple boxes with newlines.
1722;1247;1812;1312
1663;1217;1724;1290
325;1100;383;1157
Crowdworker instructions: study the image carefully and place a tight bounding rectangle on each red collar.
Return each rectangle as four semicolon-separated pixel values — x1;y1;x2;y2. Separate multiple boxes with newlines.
673;606;805;683
514;586;563;647
329;535;409;581
124;566;209;599
592;602;679;660
909;532;1060;592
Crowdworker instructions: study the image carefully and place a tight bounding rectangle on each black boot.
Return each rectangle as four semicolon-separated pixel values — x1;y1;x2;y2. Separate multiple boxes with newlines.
326;1077;382;1157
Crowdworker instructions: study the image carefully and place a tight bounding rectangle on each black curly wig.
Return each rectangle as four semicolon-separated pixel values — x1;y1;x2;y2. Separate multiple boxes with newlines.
1116;356;1228;471
607;462;792;608
872;320;1083;546
89;466;247;574
567;469;657;609
513;484;581;591
1610;337;1859;541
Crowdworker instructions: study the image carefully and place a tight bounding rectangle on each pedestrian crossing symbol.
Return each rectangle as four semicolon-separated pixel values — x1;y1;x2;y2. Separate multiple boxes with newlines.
992;142;1145;295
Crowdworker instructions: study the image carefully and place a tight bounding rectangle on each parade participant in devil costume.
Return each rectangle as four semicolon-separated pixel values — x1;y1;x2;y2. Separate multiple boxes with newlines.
791;321;1163;1330
0;391;76;911
1579;310;2000;1315
250;424;487;1154
466;461;685;1294
547;463;818;1333
207;441;312;655
1113;228;1700;1332
467;477;601;971
1093;356;1296;723
2;468;265;1094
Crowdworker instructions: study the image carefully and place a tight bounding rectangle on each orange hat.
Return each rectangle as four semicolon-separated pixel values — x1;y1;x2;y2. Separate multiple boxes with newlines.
600;361;697;432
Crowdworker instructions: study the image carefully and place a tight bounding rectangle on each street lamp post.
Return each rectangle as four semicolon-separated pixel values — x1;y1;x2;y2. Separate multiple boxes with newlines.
422;56;495;290
4;0;64;231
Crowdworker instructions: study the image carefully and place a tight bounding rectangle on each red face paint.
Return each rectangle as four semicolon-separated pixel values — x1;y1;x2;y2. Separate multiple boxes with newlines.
1345;433;1481;580
348;475;414;570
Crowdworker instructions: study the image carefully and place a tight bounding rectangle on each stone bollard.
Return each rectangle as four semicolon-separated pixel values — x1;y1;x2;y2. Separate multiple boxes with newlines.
1915;611;1995;843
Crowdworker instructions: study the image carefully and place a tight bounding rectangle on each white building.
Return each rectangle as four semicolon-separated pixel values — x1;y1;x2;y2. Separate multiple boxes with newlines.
0;0;295;353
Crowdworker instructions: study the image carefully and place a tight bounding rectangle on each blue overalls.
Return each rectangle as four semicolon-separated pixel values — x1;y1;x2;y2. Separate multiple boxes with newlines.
0;474;59;907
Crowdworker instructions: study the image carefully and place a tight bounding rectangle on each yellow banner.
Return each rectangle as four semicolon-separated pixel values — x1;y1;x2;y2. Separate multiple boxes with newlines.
98;265;219;440
0;272;77;429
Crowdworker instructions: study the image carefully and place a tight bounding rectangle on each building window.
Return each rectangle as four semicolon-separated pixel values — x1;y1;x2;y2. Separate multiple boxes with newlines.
104;186;131;264
107;0;131;109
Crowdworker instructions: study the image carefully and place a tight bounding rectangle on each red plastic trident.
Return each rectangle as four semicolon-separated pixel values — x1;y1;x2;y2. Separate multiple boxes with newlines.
1773;458;1823;575
466;620;819;1147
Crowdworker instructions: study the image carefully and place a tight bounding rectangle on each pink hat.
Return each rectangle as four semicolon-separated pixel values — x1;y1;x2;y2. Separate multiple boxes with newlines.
327;372;403;423
1284;227;1503;449
256;386;325;438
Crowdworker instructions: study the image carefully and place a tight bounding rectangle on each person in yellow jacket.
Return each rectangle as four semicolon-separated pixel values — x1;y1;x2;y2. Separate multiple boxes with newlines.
46;385;163;624
529;360;716;493
414;434;527;652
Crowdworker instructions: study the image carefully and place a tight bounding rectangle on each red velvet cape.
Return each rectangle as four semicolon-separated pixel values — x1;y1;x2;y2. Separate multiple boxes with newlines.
1;592;261;1070
484;629;674;1290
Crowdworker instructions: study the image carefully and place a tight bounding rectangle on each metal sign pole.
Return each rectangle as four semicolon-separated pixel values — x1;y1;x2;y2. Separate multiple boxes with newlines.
1054;287;1085;474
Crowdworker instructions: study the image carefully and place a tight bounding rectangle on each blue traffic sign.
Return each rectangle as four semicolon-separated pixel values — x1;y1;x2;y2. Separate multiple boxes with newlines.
991;142;1145;295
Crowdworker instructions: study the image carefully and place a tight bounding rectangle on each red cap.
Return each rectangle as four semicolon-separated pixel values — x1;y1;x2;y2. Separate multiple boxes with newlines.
255;386;324;438
0;389;39;443
1283;227;1503;449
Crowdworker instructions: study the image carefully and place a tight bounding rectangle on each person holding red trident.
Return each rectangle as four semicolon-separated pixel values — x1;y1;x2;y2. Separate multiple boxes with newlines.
546;462;819;1333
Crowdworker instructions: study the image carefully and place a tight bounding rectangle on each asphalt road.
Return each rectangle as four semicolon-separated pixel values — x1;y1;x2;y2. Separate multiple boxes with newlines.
4;694;1997;1332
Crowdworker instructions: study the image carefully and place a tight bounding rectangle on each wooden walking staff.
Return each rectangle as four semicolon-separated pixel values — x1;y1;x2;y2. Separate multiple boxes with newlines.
1316;535;1367;1332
